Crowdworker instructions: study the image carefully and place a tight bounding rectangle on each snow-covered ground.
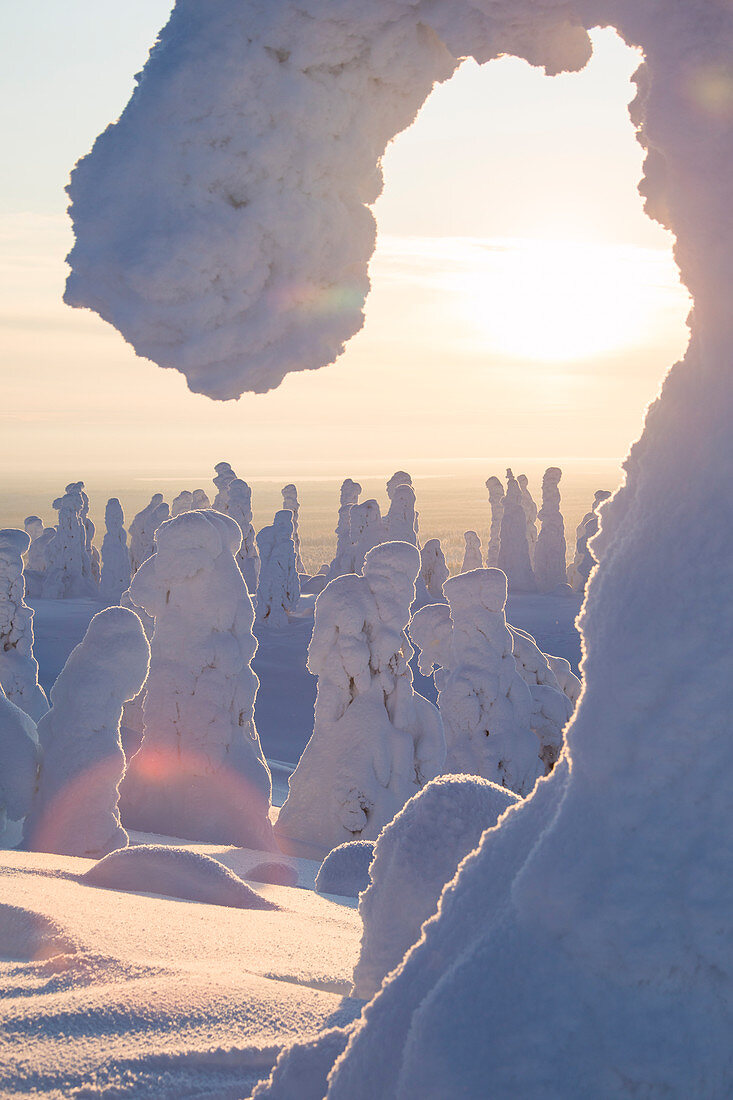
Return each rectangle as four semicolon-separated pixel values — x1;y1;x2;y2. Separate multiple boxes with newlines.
0;593;581;1097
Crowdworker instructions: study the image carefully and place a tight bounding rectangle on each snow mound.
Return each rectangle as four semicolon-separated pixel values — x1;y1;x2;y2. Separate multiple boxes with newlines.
0;903;77;962
315;841;375;899
81;845;279;910
246;861;299;887
352;775;519;999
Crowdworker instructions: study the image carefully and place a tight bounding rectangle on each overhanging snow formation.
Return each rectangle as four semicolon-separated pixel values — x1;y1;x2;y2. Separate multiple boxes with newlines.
64;0;593;399
68;4;733;1089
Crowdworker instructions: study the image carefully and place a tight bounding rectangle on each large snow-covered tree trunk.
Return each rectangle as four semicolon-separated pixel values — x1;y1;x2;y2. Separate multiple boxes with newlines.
121;510;276;850
275;542;445;858
23;608;149;858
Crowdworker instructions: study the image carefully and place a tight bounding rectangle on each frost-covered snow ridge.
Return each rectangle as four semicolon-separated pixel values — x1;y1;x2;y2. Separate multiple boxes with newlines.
121;510;276;849
24;607;149;859
275;541;445;858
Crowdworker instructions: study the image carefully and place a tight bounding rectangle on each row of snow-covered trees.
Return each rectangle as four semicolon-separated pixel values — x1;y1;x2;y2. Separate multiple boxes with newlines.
20;465;611;633
2;514;581;863
1;460;604;862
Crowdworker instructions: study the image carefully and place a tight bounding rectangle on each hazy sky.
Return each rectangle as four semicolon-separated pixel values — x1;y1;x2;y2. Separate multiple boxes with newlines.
1;3;690;480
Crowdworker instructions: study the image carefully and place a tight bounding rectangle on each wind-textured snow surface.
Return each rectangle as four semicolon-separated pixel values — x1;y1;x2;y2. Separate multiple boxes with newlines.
121;510;276;850
0;530;49;722
23;607;150;859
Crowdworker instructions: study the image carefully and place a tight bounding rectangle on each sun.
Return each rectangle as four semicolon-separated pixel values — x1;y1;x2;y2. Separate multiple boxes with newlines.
453;237;678;363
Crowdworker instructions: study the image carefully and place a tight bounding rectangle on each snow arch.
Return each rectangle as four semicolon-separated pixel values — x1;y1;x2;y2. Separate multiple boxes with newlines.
67;4;733;1089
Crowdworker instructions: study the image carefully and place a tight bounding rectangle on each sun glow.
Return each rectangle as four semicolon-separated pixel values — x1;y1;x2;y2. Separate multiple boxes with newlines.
449;237;687;363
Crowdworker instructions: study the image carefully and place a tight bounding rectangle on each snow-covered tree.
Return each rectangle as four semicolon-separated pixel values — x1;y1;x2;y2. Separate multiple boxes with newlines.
255;509;300;628
328;478;362;579
24;516;44;544
100;498;132;605
461;531;482;572
517;473;539;563
498;469;537;593
129;493;169;574
23;517;52;598
417;539;448;604
42;487;98;598
121;510;275;849
409;568;542;795
23;607;149;858
227;478;260;593
213;461;236;511
275;541;445;858
171;490;193;516
191;488;210;509
281;483;305;573
350;499;386;574
385;477;418;545
485;476;503;566
0;687;39;847
570;489;612;592
534;466;567;592
352;775;519;999
74;482;101;586
118;587;154;761
509;625;578;771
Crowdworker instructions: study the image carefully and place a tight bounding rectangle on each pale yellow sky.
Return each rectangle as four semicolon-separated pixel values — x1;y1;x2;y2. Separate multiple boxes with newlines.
0;12;690;480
